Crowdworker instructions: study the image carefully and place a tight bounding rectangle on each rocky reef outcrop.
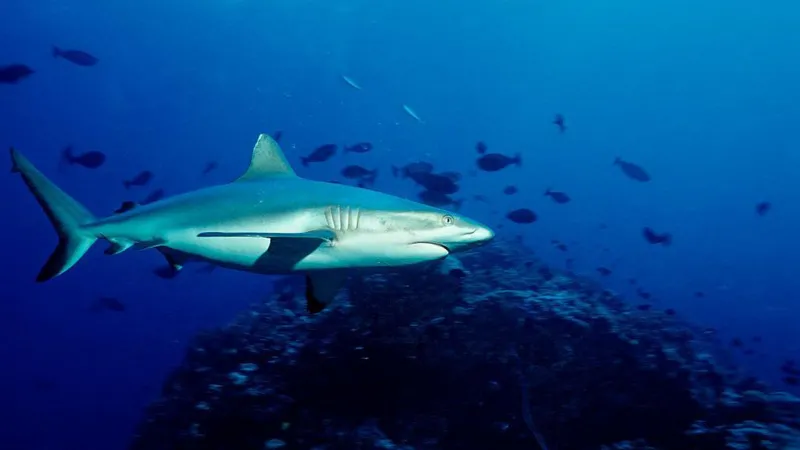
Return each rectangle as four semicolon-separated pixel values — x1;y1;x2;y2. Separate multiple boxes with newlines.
129;240;800;450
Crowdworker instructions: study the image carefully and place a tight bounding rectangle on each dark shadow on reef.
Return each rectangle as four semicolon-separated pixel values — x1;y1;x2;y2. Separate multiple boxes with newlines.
129;240;800;450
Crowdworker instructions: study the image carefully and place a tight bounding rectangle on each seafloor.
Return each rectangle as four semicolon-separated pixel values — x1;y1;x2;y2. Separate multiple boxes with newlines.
129;239;800;450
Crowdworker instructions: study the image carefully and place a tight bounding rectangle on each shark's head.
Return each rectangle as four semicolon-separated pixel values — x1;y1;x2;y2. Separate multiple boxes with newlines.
403;210;494;254
331;205;495;267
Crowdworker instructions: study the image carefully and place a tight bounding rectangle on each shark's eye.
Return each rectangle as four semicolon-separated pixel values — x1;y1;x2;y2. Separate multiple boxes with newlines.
442;214;455;226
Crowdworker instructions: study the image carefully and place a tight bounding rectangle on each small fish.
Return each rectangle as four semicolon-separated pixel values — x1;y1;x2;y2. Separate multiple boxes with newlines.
473;194;489;203
694;291;705;298
418;190;461;209
392;161;433;178
642;227;672;246
506;208;537;224
755;201;771;216
551;240;568;252
202;161;218;175
114;200;137;214
553;113;566;133
124;170;153;189
52;46;98;66
596;267;612;276
477;153;521;172
637;288;652;300
784;376;799;386
440;171;462;182
476;141;488;154
409;172;459;194
341;75;362;90
503;185;518;195
344;142;373;153
273;131;283;143
301;144;337;167
614;157;651;182
544;189;571;204
730;338;744;348
90;297;125;312
0;64;34;84
664;308;676;316
637;304;652;311
403;104;423;123
141;188;165;205
341;165;378;186
61;146;105;169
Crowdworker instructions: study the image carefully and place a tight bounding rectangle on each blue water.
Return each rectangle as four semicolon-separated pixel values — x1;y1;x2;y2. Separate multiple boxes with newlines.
1;1;799;449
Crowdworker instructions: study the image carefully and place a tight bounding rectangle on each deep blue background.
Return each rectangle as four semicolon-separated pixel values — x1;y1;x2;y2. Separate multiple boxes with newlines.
1;0;799;449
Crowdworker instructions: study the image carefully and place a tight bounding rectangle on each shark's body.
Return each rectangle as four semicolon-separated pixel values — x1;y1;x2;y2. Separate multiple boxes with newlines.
11;134;494;312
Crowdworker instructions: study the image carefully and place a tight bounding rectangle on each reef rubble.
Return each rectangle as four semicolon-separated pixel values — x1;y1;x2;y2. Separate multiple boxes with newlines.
129;240;800;450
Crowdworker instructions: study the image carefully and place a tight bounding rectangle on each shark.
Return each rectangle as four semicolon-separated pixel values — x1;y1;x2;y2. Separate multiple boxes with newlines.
10;133;494;313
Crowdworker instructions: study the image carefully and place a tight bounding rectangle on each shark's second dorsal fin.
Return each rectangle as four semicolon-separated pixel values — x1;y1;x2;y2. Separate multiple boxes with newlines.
236;133;296;182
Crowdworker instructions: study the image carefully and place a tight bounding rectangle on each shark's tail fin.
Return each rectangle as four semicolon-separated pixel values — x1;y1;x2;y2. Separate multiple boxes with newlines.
10;147;98;282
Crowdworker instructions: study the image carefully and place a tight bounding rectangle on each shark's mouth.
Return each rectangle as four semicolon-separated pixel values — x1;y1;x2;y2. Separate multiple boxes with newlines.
411;242;451;254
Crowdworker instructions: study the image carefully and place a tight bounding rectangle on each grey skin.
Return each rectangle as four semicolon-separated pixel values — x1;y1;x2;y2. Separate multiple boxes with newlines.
10;134;494;313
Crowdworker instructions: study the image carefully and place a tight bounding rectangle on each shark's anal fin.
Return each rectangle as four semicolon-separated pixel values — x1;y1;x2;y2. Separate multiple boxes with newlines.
235;134;296;182
104;239;134;255
305;271;348;314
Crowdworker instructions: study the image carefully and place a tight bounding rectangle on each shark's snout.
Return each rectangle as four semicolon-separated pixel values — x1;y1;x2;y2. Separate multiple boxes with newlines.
439;223;494;253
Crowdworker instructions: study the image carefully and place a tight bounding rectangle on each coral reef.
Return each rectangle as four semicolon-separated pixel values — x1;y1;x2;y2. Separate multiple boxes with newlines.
129;240;800;450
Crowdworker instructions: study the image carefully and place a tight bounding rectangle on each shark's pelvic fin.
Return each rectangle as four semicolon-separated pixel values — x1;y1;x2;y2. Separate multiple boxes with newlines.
10;147;98;282
305;271;348;314
197;230;336;242
236;133;296;182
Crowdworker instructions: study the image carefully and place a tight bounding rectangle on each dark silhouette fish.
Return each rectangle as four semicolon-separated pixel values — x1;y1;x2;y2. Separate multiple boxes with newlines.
341;165;378;186
440;171;462;182
141;188;165;205
476;141;488;154
755;201;771;216
614;157;651;182
392;161;433;178
418;190;461;209
551;240;568;251
52;46;98;66
114;200;137;214
503;185;518;195
202;161;218;175
344;142;373;153
273;130;283;143
506;208;537;224
301;144;337;166
544;188;571;204
477;153;521;172
409;172;459;194
124;170;153;189
61;146;105;169
642;227;672;246
90;297;125;312
553;113;566;133
0;64;34;84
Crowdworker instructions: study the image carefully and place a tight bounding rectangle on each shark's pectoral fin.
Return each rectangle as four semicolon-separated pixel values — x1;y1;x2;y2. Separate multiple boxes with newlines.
305;271;348;314
235;133;296;182
198;230;336;242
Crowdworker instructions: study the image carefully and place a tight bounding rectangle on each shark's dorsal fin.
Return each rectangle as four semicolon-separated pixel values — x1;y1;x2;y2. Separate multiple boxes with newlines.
236;133;296;182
